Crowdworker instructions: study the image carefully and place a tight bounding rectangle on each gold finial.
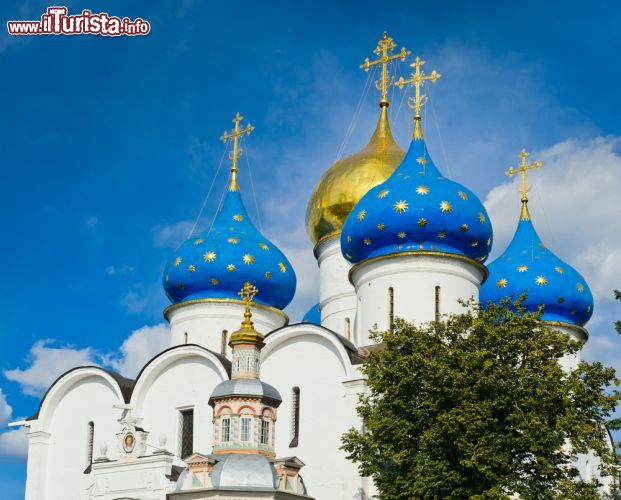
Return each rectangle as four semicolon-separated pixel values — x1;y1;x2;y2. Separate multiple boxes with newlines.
360;32;410;108
220;112;254;191
506;148;543;220
395;57;441;139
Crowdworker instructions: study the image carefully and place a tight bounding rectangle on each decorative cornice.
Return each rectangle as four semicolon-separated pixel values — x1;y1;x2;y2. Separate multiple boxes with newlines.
348;250;489;284
163;298;289;323
544;320;589;340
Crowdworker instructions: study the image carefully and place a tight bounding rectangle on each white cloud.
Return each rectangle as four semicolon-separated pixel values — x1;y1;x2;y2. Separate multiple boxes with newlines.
105;264;135;276
0;388;28;461
153;220;193;248
4;340;97;397
0;427;28;460
84;214;98;228
106;324;170;378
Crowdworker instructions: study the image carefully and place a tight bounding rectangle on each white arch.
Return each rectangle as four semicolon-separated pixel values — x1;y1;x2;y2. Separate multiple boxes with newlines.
130;344;230;413
262;324;355;378
37;367;126;431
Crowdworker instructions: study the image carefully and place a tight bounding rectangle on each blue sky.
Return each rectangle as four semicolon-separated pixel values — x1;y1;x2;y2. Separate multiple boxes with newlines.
1;0;620;497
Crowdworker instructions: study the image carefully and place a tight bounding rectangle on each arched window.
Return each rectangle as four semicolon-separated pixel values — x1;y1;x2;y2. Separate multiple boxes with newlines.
85;421;94;471
345;317;351;340
260;419;270;445
388;287;394;332
221;330;228;356
178;408;194;458
240;416;252;442
289;387;300;447
435;285;441;322
221;417;231;443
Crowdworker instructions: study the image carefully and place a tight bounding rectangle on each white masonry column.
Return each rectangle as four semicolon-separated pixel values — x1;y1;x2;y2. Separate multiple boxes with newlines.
316;236;357;342
25;429;51;500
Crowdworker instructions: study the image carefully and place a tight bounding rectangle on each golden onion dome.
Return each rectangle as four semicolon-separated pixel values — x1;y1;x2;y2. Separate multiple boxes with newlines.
305;105;405;245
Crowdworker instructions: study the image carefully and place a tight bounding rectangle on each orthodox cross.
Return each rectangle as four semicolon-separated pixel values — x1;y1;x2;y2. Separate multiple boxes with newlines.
506;148;543;203
360;32;410;107
238;281;259;326
220;112;254;190
395;56;441;119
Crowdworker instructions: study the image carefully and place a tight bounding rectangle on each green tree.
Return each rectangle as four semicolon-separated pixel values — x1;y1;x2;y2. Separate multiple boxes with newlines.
341;299;620;499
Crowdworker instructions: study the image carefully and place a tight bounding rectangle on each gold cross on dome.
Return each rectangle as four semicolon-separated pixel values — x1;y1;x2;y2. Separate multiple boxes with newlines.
395;56;441;119
506;148;543;203
220;113;254;190
360;32;410;107
238;281;258;306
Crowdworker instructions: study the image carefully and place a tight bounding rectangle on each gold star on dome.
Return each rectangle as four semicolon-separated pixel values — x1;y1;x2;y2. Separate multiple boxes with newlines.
228;237;239;244
416;185;429;195
536;275;548;286
174;257;182;267
471;240;479;247
178;283;185;290
587;305;591;313
487;238;492;247
460;224;468;232
377;189;390;199
416;157;427;165
517;265;528;272
377;223;385;231
347;235;352;242
364;238;372;245
570;308;577;315
204;251;216;262
211;278;218;285
418;218;427;227
440;201;453;213
165;275;169;282
457;191;468;200
558;297;565;303
438;230;447;239
188;265;196;272
478;212;486;223
278;262;287;273
265;271;272;279
357;210;367;221
554;266;564;274
227;264;235;272
243;254;255;265
394;200;408;213
259;243;269;251
577;283;584;292
497;278;508;288
194;238;205;245
233;214;244;222
397;231;407;239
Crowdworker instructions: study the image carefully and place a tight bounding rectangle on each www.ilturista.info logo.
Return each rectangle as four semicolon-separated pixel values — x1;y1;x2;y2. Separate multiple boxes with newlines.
7;6;151;36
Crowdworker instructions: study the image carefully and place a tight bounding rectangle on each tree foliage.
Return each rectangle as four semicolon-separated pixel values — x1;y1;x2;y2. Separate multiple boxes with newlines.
341;299;620;499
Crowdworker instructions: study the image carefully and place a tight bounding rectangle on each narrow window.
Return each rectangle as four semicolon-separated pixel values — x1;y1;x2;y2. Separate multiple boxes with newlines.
260;419;270;445
388;287;394;332
179;408;194;458
345;317;351;340
435;285;441;322
85;421;94;471
183;332;188;344
240;417;252;442
289;386;300;447
220;330;228;356
221;417;231;443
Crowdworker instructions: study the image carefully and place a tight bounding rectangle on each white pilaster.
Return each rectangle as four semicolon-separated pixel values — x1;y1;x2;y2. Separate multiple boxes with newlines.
316;236;357;340
25;429;50;500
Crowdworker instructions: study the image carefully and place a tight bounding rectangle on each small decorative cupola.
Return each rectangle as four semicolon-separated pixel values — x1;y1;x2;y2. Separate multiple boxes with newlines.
341;56;493;264
209;282;282;457
481;149;594;328
163;113;296;311
302;303;321;325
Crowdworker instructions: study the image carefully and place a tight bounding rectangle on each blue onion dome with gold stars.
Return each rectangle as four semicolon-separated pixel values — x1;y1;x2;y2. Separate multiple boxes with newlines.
341;56;493;265
480;150;593;327
301;303;321;324
163;113;296;310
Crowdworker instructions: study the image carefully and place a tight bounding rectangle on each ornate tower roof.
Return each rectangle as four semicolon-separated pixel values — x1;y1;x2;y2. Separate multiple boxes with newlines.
305;33;408;246
163;114;296;310
480;150;593;327
341;56;493;264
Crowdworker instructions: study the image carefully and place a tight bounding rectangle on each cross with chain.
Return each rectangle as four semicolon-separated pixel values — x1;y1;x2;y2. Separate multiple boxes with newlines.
360;32;410;107
506;148;543;203
220;113;254;190
395;56;441;119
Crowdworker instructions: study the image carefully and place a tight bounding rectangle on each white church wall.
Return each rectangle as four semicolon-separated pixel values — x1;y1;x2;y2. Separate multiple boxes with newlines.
166;301;287;353
350;253;486;345
35;369;126;500
316;237;357;340
131;346;229;462
262;325;366;500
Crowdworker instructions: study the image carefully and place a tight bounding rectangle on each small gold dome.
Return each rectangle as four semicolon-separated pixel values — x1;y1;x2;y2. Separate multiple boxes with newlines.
305;105;405;245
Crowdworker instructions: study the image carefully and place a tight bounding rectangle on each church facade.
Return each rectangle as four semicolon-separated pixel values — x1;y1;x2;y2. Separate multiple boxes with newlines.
18;34;612;499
